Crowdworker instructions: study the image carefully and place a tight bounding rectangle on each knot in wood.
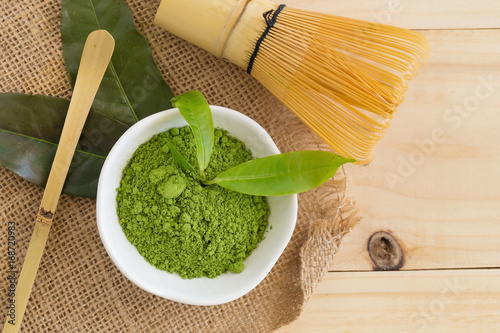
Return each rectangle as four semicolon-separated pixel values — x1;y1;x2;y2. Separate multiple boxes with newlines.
368;231;404;270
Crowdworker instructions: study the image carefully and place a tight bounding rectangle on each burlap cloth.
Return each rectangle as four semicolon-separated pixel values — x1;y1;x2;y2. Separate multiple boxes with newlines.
0;0;360;331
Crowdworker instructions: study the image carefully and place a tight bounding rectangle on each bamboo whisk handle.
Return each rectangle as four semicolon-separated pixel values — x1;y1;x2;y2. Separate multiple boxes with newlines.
2;30;115;333
154;0;277;68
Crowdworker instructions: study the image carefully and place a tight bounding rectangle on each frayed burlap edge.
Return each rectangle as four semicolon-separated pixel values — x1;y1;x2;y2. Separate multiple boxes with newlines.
299;171;360;304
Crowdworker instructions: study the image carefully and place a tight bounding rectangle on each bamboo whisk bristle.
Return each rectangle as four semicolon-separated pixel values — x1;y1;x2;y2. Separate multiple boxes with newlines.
154;0;429;164
247;7;429;164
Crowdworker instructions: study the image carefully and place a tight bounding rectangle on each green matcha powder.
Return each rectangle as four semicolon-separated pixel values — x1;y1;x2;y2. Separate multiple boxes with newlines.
116;126;270;279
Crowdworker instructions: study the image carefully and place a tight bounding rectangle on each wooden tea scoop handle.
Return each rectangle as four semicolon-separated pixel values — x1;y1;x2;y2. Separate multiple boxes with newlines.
2;30;115;333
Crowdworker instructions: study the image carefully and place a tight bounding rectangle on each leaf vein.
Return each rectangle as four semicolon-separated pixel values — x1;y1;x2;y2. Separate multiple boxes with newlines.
88;0;138;123
0;128;106;159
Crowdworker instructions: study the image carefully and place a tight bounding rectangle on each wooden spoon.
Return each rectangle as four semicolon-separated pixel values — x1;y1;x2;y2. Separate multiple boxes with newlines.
2;30;115;333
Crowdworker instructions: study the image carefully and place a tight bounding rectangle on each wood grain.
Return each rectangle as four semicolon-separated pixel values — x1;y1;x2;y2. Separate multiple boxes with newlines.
281;0;500;30
279;270;500;332
278;0;500;330
331;28;500;271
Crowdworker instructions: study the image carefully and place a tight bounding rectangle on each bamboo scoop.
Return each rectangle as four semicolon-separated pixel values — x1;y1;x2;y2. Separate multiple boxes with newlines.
2;30;114;333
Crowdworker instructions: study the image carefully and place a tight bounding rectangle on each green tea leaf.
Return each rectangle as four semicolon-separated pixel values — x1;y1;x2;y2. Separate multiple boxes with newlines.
171;91;214;175
205;151;355;196
61;0;174;125
0;0;177;198
0;93;128;198
166;140;197;174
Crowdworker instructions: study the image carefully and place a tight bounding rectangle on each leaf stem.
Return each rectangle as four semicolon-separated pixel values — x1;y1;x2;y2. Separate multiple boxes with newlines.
202;178;216;186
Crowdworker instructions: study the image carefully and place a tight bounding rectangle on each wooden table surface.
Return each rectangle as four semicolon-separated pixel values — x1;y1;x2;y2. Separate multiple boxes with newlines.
277;1;500;332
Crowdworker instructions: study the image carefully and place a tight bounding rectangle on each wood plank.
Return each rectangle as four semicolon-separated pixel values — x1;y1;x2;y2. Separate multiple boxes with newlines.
330;28;500;271
279;270;500;332
280;0;500;30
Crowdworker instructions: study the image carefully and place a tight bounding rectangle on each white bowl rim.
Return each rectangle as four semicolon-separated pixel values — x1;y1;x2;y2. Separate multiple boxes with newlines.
96;106;298;305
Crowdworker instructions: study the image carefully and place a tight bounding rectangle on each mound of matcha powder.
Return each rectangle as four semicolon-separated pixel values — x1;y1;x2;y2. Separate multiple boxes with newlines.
116;126;270;279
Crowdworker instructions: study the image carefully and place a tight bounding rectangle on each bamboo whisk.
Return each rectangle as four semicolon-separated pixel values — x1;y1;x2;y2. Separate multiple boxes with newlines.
154;0;429;164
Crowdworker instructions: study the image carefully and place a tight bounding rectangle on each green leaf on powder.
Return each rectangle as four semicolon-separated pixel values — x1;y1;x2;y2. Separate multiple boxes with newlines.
166;139;197;175
205;151;355;196
171;90;214;176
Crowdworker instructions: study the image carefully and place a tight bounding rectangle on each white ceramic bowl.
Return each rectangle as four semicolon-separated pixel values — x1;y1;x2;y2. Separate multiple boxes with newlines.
96;106;297;305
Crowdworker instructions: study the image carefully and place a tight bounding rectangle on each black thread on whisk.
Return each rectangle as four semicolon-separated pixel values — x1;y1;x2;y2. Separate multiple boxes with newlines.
246;4;286;75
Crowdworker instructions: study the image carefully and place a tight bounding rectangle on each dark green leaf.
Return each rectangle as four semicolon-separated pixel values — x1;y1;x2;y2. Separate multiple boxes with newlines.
61;0;174;125
0;0;177;198
0;93;129;198
205;151;355;196
166;140;196;174
0;125;106;199
171;90;214;176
